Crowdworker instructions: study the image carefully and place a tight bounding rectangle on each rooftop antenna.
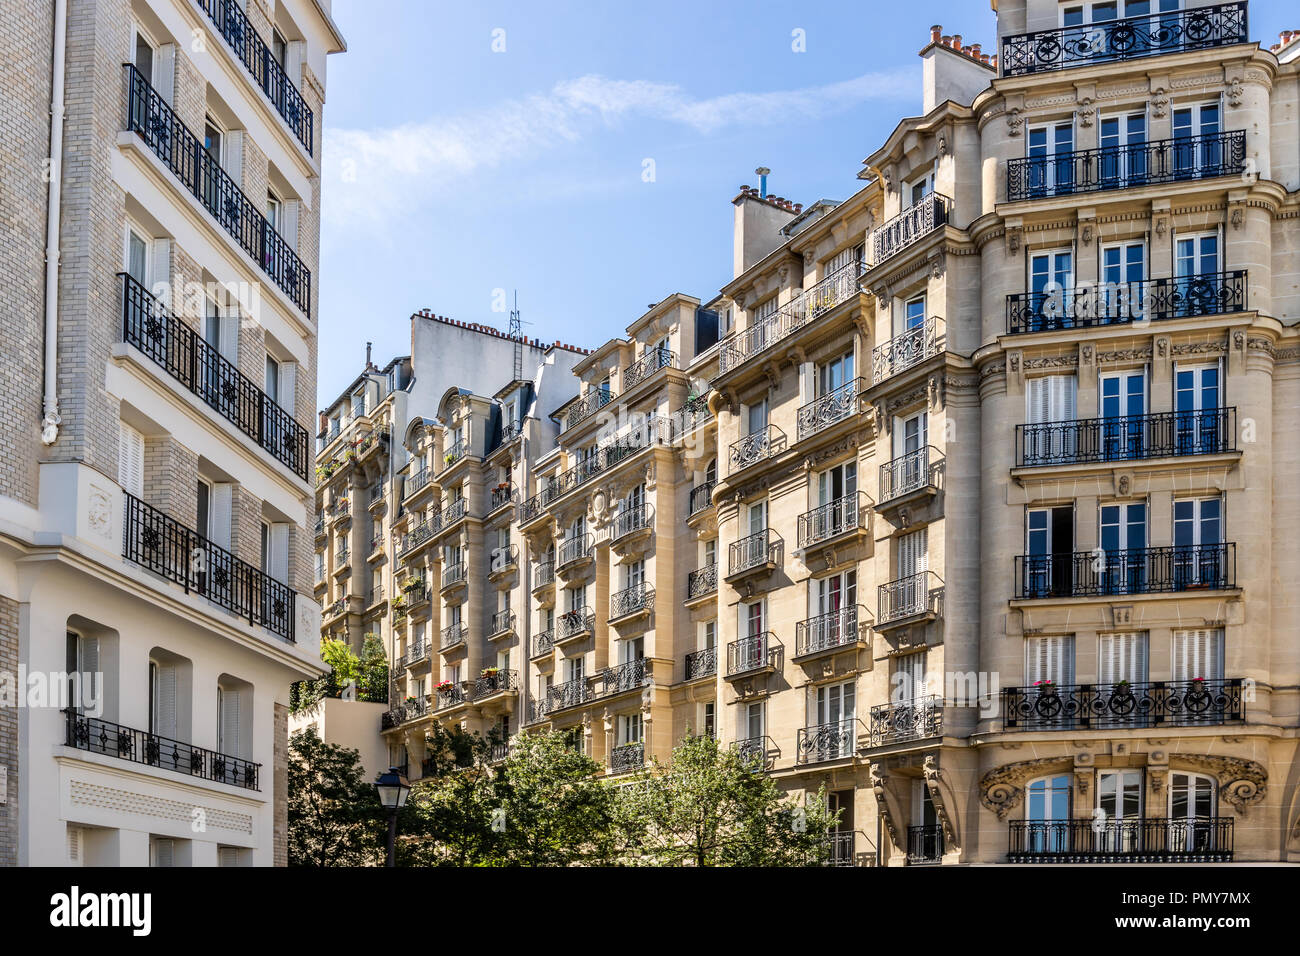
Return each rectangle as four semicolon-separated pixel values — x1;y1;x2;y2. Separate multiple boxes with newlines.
755;166;771;198
508;290;532;381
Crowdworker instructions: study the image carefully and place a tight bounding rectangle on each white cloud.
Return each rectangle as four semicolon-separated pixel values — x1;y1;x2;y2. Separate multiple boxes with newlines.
321;70;913;230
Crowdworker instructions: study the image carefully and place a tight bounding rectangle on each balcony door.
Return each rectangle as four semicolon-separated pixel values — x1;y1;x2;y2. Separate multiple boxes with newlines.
1029;250;1072;330
1026;123;1074;196
1172;628;1224;684
1174;364;1221;455
1026;506;1075;597
817;350;854;398
1025;374;1077;463
1026;634;1075;694
1098;632;1148;691
1168;772;1217;852
810;680;855;759
1100;242;1145;322
892;411;928;495
1099;369;1146;460
745;701;766;744
815;460;856;519
1172;496;1222;588
899;295;926;338
810;570;856;649
896;527;927;590
1174;233;1221;316
1172;102;1222;177
1099;112;1148;187
1097;769;1144;852
1099;502;1147;593
894;650;928;704
746;498;768;544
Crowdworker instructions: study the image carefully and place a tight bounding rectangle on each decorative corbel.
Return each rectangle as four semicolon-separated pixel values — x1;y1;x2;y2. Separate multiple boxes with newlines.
1151;87;1169;117
1006;106;1023;136
1077;96;1095;128
869;762;901;849
1226;75;1244;108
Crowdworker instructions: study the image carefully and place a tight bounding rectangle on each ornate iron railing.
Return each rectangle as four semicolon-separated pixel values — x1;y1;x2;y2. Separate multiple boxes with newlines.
441;563;466;590
556;607;595;641
196;0;314;152
489;484;515;511
1002;678;1243;730
726;633;782;676
472;669;519;700
531;627;555;658
609;741;645;774
599;658;650;696
870;193;950;264
999;3;1249;77
729;423;783;474
125;64;310;314
687;563;718;600
879;446;936;503
547;676;593;711
1014;543;1236;599
610;583;655;619
872;317;940;384
397;520;434;558
1006;271;1247;334
733;735;777;770
124;492;294;641
533;561;555;590
684;646;717;680
797;378;864;441
440;437;468;471
400;641;428;668
565;388;616;430
440;622;467;648
368;585;385;606
1008;131;1246;202
624;347;677;389
434;684;467;710
64;709;260;790
120;274;308;479
797;492;869;549
729;529;779;576
796;720;861;764
613;503;654;541
435;497;469;530
689;481;715;515
519;486;558;524
489;609;516;636
907;825;944;865
869;695;944;747
795;605;866;658
826;832;856;867
1008;818;1234;863
1017;408;1236;466
557;533;594;568
526;698;551;724
677;395;714;434
405;468;431;499
878;571;942;625
497;419;522;448
489;543;519;574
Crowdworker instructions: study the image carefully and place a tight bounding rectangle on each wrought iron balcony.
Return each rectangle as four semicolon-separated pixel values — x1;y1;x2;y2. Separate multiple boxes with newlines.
333;549;349;566
684;646;717;680
677;395;713;435
1007;130;1246;202
872;317;940;384
489;543;519;577
533;561;555;591
64;709;260;790
519;486;558;524
1007;818;1234;863
367;585;385;607
795;605;867;659
728;529;780;578
313;516;325;536
879;447;937;504
999;3;1249;77
1014;543;1236;599
440;622;467;649
556;607;595;641
729;423;783;474
796;720;862;764
877;571;942;626
733;735;777;770
565;388;616;430
547;676;593;711
120;274;309;479
435;684;467;711
726;633;782;677
124;492;294;641
825;831;856;867
602;417;676;470
1017;408;1236;467
441;563;466;591
1002;678;1243;731
196;0;314;152
441;437;468;471
869;695;944;747
907;825;944;865
599;658;650;696
610;583;654;620
624;347;677;390
613;503;654;542
405;468;431;499
797;378;864;441
472;669;520;700
400;641;428;669
609;741;645;774
870;192;950;265
797;492;869;550
687;563;718;600
489;609;516;636
1006;271;1247;335
557;533;595;569
497;419;523;448
689;481;715;516
397;520;434;558
125;65;310;315
489;483;515;511
436;497;469;531
526;698;551;724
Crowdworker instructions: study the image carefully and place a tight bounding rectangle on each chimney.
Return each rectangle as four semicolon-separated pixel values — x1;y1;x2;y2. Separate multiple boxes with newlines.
366;341;373;369
931;24;942;44
922;29;994;112
733;168;796;279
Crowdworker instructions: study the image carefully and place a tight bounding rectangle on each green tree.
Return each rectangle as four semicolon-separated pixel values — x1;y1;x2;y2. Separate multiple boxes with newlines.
287;728;384;867
356;632;389;703
396;722;500;866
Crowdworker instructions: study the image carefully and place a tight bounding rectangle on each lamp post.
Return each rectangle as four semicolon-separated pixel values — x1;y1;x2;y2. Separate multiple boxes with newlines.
374;767;410;867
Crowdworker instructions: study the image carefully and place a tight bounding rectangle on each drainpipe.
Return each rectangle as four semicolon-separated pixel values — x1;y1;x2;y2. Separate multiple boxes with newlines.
41;0;68;445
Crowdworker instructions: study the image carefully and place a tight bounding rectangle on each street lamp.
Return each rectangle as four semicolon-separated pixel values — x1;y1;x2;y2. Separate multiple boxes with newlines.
374;767;410;867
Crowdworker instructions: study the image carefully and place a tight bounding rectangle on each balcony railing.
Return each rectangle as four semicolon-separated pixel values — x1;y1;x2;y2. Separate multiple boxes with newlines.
677;395;714;435
120;274;308;479
548;676;593;711
565;388;616;430
519;486;558;524
878;571;942;625
613;503;654;541
1008;818;1234;863
196;0;314;152
64;709;260;790
599;658;650;697
405;468;431;499
472;669;520;700
1017;408;1237;467
436;497;469;530
797;492;868;549
826;831;856;867
869;695;944;747
533;561;555;590
684;646;717;680
1006;271;1247;334
489;609;516;636
689;482;715;515
687;563;718;600
797;378;864;441
441;438;468;470
397;521;434;558
435;684;467;711
441;563;467;591
400;641;428;669
729;424;783;474
1003;677;1244;731
440;622;467;648
717;262;863;376
531;628;555;658
907;825;944;865
733;735;777;770
124;492;294;642
610;583;655;619
879;447;936;503
1014;543;1236;599
1007;130;1246;202
726;633;781;676
870;193;950;264
125;65;310;315
489;483;515;511
999;3;1249;77
556;607;595;641
796;720;861;764
602;417;677;470
728;529;779;577
624;347;677;390
526;698;551;724
609;741;645;774
795;605;866;658
872;317;940;384
557;534;594;569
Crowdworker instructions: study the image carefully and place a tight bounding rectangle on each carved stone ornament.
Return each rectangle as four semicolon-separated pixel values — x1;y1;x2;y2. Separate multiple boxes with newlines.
1007;107;1023;136
1230;206;1244;230
1151;87;1169;117
869;762;900;847
1226;76;1244;108
1155;216;1168;237
1175;754;1267;812
1081;223;1093;245
1007;228;1022;255
980;757;1073;820
87;487;112;540
1077;96;1095;127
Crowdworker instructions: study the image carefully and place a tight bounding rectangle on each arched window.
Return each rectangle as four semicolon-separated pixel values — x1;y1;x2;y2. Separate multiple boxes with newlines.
1024;774;1073;854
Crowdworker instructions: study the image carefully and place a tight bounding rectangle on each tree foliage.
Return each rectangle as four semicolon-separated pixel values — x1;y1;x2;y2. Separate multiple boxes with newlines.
287;728;384;867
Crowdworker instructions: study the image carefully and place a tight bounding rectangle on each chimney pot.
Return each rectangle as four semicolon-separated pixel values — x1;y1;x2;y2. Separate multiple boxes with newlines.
931;25;942;43
794;203;803;213
970;43;981;58
952;34;962;51
941;35;952;47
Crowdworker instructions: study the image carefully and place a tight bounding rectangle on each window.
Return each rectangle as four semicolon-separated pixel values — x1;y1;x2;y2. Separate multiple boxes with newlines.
827;243;864;276
1025;635;1075;689
1098;112;1148;186
133;27;157;82
565;655;584;684
66;631;99;716
1172;628;1224;682
1174;364;1221;454
816;350;855;397
1099;502;1147;592
701;701;716;739
1025;506;1074;597
702;619;717;651
149;656;179;740
203;116;224;166
1172;102;1222;176
811;680;855;744
217;684;244;758
266;191;281;231
617;714;642;747
742;599;765;638
624;558;645;592
196;479;211;539
265;355;280;404
897;527;927;580
1024;775;1072;853
1028;250;1072;330
746;499;767;537
1168;772;1218;852
1026;122;1075;195
1098;632;1148;686
893;651;928;703
906;170;934;207
746;396;768;435
895;410;928;482
903;296;926;335
271;28;287;67
1100;241;1146;320
1175;233;1221;314
149;837;175;868
1025;375;1078;461
745;701;766;741
1099;369;1146;457
314;551;324;581
124;223;150;288
815;460;856;508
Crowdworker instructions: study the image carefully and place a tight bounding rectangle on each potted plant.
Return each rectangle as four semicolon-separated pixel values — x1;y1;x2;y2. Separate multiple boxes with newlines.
436;679;453;692
403;695;417;706
1034;678;1056;695
1113;678;1132;696
480;666;500;677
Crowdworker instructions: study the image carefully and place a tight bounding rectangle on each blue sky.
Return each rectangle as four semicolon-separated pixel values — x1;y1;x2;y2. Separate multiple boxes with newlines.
317;0;1294;406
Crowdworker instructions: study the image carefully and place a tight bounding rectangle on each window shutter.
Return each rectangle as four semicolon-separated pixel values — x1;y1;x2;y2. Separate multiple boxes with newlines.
225;130;244;187
118;422;144;498
278;362;297;414
1099;632;1147;684
80;637;99;685
67;827;83;866
1025;377;1048;425
155;664;177;739
218;310;240;365
270;523;290;582
155;44;176;104
218;846;238;867
1027;635;1074;685
152;839;174;867
219;689;241;758
210;482;233;550
1172;628;1223;681
281;199;300;251
149;239;171;303
800;362;815;403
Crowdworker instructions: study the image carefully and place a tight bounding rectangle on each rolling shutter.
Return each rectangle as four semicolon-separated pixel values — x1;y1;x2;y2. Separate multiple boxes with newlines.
278;362;297;413
153;663;177;740
151;839;174;868
270;523;290;582
67;826;83;866
219;688;241;758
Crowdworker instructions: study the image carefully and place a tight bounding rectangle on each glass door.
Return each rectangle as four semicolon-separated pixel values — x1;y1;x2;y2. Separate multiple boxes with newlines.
1168;772;1217;853
812;680;856;760
1099;502;1147;594
1099;112;1147;187
1027;123;1074;196
1099;369;1146;460
1097;769;1143;853
1175;233;1220;315
1029;250;1072;331
1025;775;1073;854
1172;102;1221;177
1173;496;1222;588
